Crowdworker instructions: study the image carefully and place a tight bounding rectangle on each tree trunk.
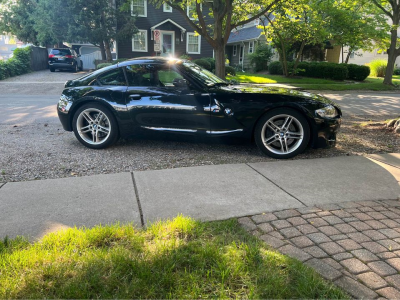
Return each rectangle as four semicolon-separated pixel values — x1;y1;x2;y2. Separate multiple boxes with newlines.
104;40;113;62
214;46;226;80
341;44;344;63
290;40;305;77
344;49;352;64
99;42;106;61
278;38;288;77
383;29;399;85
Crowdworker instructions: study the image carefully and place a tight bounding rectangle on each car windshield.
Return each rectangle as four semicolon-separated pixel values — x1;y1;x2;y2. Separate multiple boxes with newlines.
51;49;71;56
180;61;227;87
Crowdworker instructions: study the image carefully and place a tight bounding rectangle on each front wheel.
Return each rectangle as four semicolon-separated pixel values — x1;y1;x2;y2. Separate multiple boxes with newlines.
254;108;310;159
79;61;83;71
72;103;119;149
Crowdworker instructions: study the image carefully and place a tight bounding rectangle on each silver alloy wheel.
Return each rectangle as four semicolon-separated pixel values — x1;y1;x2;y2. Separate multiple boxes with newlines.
76;108;111;145
261;114;304;155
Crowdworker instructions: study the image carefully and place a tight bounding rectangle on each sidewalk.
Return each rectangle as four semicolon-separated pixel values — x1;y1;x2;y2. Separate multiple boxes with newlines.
0;154;399;240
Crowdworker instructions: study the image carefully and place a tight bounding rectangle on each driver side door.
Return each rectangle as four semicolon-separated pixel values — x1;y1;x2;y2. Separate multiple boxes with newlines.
125;64;211;133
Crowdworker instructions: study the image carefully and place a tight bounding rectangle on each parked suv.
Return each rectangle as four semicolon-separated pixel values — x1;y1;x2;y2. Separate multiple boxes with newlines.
48;48;83;72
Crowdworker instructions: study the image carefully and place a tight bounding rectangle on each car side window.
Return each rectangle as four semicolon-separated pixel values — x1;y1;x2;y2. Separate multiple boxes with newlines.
158;70;184;87
97;68;126;86
125;65;159;87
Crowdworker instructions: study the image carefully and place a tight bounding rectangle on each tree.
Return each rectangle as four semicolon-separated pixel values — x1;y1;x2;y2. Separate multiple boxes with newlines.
151;0;281;79
262;0;327;76
370;0;400;85
0;0;40;45
321;0;388;64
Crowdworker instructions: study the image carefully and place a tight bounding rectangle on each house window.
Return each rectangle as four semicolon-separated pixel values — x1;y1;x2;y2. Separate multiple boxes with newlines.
350;52;355;58
132;30;148;52
233;45;237;56
187;32;201;54
131;0;147;17
248;41;254;54
187;1;201;20
163;3;172;12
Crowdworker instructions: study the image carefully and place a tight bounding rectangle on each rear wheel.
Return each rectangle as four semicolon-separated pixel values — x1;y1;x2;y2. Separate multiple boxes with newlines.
72;103;119;149
50;67;55;72
72;63;78;73
254;108;310;159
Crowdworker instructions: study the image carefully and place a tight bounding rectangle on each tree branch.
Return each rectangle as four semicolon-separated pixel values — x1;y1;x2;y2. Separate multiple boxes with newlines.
232;0;281;28
371;0;393;19
196;1;208;37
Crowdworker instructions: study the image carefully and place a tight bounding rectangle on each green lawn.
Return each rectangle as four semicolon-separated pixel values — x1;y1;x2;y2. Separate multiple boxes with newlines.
0;216;348;299
228;73;400;91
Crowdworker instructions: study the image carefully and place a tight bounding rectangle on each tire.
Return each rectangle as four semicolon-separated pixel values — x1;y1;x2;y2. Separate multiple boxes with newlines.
50;67;55;72
72;63;78;73
254;108;310;159
72;103;119;149
79;61;83;71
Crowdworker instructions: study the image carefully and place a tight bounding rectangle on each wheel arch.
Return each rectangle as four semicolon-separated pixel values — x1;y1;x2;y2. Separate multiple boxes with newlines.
68;98;121;134
250;104;317;146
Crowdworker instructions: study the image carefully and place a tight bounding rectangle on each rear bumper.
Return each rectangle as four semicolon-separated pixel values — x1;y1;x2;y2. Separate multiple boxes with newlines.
49;62;75;69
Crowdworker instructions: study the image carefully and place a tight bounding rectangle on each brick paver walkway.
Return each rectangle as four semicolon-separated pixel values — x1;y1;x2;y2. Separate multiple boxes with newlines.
239;200;400;299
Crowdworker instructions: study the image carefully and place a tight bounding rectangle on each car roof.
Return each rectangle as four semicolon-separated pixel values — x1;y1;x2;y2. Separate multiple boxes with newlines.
118;57;185;67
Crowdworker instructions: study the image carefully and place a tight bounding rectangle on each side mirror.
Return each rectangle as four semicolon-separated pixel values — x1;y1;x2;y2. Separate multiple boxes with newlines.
173;78;188;87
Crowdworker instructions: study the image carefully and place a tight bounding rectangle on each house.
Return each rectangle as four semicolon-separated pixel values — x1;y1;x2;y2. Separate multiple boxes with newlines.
0;35;26;61
116;1;213;59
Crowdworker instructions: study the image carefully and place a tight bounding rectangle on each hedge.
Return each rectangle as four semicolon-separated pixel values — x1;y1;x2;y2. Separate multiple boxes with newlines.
268;61;371;81
96;63;113;69
0;47;32;80
193;58;212;71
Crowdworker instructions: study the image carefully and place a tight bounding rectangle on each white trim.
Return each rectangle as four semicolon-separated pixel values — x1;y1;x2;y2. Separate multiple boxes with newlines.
186;32;201;54
150;18;186;32
163;3;172;12
132;30;148;52
161;30;175;55
131;0;147;17
248;41;254;54
187;2;202;20
233;45;237;56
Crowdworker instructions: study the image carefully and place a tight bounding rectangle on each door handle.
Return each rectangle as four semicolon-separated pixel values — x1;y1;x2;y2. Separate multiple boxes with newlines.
129;94;141;100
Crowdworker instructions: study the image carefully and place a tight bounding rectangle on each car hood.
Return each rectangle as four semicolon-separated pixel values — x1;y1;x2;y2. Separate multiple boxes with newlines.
219;84;338;107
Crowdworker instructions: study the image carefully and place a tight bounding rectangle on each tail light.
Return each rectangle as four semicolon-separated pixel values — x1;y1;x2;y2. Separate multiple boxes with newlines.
49;54;55;58
65;55;73;58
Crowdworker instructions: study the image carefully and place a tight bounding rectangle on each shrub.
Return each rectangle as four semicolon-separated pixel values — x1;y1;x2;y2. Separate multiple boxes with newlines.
347;64;370;81
394;68;400;75
203;57;215;71
193;59;212;71
179;54;192;60
268;61;283;75
330;64;348;80
0;46;31;80
97;63;112;69
369;59;387;77
249;44;274;72
225;65;236;76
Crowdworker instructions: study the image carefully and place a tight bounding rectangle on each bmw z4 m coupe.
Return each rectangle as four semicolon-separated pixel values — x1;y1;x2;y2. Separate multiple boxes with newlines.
57;57;341;159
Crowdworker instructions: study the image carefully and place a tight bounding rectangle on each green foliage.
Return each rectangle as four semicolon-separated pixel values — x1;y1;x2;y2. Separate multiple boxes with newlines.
268;61;284;75
249;44;274;72
0;47;32;80
225;65;236;76
347;64;370;81
0;216;349;299
193;59;212;71
96;63;113;69
394;68;400;75
203;57;216;71
269;61;350;81
179;54;192;60
369;59;387;77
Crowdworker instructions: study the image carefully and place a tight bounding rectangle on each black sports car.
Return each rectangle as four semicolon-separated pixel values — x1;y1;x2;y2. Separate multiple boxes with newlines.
57;57;341;159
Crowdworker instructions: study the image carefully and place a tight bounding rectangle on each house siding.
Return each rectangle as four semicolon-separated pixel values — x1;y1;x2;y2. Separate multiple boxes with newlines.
117;4;213;59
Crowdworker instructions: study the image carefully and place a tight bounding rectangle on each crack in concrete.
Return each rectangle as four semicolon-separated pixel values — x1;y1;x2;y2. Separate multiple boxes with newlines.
245;163;307;207
130;172;144;227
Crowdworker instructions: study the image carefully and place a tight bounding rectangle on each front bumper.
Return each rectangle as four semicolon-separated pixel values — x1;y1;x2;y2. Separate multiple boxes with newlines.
57;95;73;131
312;116;341;148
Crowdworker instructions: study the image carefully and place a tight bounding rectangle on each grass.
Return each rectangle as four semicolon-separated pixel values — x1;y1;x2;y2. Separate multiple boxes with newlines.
0;216;348;299
228;72;400;91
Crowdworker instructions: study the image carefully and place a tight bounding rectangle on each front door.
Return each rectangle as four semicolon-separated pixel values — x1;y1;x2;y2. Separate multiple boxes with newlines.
161;32;175;56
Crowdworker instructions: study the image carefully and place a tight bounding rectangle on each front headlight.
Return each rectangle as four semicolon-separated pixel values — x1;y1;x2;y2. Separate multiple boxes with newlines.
315;105;337;118
58;94;72;113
